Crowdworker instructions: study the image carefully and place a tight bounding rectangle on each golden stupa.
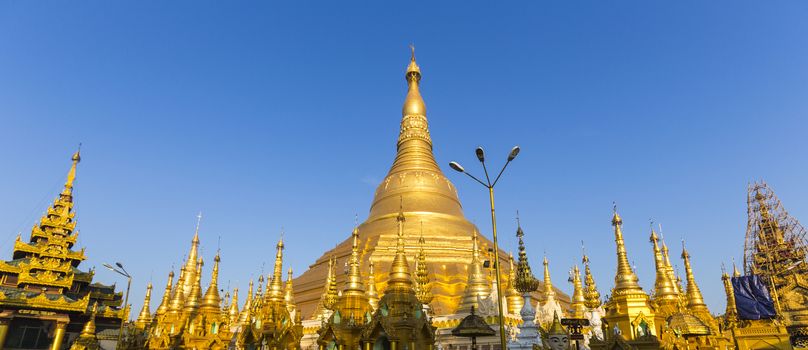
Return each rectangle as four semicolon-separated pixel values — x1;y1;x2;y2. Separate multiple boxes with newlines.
293;49;566;318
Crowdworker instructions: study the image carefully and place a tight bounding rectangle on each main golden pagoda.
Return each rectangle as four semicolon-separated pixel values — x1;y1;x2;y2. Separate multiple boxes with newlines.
292;49;567;322
0;151;124;350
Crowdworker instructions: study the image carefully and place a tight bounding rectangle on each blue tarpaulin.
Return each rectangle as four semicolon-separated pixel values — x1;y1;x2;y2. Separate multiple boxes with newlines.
732;275;777;320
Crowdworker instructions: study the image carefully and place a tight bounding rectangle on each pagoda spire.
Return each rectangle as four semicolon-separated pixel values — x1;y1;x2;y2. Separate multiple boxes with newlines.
542;255;556;300
659;231;682;296
582;248;601;309
458;230;491;313
201;253;222;312
343;227;365;296
733;260;742;277
611;207;643;292
721;267;738;328
284;268;296;313
326;256;338;307
267;237;285;303
368;47;465;220
180;213;203;297
238;280;253;325
81;302;98;337
505;253;524;315
387;206;414;293
168;267;186;315
135;283;153;329
650;227;678;306
366;258;380;311
415;224;433;305
229;288;240;324
155;271;174;317
183;259;204;315
570;265;586;318
681;241;708;312
62;148;81;197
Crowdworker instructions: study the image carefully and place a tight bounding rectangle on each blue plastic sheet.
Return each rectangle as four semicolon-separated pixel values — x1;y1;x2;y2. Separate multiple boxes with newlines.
732;275;777;320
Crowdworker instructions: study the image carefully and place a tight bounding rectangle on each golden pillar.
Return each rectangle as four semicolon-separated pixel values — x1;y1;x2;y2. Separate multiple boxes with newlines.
364;342;371;350
50;321;67;350
390;340;398;350
0;319;9;350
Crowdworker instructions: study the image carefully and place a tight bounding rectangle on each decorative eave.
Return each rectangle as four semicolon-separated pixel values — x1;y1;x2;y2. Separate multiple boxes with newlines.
17;270;75;289
0;261;21;274
0;288;89;312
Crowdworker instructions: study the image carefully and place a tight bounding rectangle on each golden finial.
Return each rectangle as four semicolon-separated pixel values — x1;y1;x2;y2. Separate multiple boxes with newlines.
650;222;678;305
388;202;414;292
135;283;153;328
62;146;82;196
610;205;642;292
415;222;432;304
582;242;601;309
681;240;708;311
732;258;742;277
267;236;285;303
403;45;425;117
80;302;98;337
284;267;296;313
229;287;240;324
201;251;222;311
366;258;379;310
570;265;586;318
543;254;555;299
342;226;366;296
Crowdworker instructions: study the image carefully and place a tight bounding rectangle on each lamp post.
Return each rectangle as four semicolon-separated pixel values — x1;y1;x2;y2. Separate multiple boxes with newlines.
104;262;132;349
450;146;520;350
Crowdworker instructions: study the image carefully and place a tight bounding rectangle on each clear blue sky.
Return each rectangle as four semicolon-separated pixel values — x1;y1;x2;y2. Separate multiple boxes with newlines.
1;1;807;317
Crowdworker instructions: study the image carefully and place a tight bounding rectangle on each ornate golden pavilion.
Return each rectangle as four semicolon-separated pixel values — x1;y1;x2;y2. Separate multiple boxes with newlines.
0;151;124;350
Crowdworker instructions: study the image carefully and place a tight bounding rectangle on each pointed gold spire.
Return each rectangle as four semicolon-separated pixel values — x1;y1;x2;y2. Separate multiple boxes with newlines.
681;241;708;312
201;253;222;311
415;224;433;305
733;259;742;277
180;213;203;297
722;266;738;328
238;280;253;325
284;268;296;313
570;266;586;318
387;205;414;293
582;247;601;309
168;267;186;315
267;237;285;303
81;302;98;336
155;271;174;317
135;283;153;329
458;230;491;313
660;232;682;296
650;227;678;305
505;253;524;315
184;259;203;314
366;258;380;311
62;148;81;197
367;47;467;220
342;227;365;296
322;256;338;310
611;207;643;292
543;255;556;300
229;287;240;324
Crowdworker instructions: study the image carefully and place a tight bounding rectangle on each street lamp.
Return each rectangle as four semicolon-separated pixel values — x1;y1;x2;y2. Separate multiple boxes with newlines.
450;145;520;350
104;262;132;348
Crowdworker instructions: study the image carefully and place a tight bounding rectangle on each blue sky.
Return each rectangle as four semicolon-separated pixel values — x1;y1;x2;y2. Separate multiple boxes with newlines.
1;1;807;316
